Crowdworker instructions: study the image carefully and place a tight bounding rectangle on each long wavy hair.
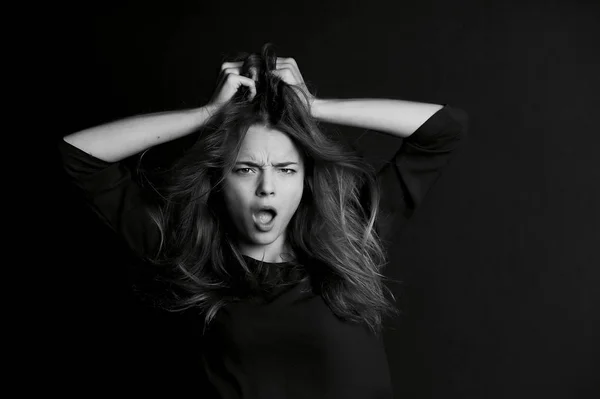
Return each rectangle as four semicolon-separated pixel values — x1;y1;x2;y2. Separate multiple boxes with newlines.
135;43;400;336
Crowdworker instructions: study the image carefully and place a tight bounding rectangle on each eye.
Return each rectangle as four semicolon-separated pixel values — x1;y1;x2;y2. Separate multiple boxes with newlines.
235;168;297;175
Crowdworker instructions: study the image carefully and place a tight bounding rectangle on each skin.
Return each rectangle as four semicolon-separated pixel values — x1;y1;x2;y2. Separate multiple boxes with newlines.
223;124;305;263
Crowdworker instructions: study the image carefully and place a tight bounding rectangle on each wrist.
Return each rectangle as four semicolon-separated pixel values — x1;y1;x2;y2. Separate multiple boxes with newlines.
201;102;220;118
310;98;325;119
189;103;219;129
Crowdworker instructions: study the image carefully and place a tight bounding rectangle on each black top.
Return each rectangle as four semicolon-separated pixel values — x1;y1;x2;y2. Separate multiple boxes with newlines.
57;105;468;398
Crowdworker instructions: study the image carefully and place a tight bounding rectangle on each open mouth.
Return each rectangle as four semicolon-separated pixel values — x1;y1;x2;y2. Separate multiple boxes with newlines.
252;209;277;226
255;209;276;224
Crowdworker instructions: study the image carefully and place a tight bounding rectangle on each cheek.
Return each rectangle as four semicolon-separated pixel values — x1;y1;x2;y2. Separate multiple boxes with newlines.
284;182;304;213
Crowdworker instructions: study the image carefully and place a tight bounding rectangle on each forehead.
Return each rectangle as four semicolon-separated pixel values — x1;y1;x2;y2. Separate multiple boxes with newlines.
238;125;301;161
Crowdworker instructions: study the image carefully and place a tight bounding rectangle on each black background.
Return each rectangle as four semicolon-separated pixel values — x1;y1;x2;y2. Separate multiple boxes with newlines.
33;0;600;397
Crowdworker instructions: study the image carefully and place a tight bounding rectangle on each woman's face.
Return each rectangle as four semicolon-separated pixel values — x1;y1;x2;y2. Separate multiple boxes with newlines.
223;124;305;262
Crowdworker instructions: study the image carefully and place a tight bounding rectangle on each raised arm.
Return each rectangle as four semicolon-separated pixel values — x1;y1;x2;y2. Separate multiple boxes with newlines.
309;97;468;240
311;98;445;139
58;61;259;258
63;59;258;163
62;104;220;163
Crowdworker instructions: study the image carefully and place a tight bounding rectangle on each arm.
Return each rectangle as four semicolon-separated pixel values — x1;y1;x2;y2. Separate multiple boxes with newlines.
310;98;444;139
63;59;260;163
63;103;221;163
310;98;468;240
58;138;162;259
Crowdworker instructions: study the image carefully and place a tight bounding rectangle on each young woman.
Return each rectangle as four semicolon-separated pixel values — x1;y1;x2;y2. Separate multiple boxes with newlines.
58;43;468;398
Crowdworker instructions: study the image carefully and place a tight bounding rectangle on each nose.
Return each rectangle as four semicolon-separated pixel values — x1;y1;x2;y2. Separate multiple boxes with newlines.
256;169;275;197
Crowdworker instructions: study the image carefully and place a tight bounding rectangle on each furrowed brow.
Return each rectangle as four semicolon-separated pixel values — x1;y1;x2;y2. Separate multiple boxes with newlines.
235;161;298;167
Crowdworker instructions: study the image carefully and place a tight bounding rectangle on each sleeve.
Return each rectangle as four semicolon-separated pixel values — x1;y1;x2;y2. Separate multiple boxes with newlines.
57;137;161;259
372;104;469;241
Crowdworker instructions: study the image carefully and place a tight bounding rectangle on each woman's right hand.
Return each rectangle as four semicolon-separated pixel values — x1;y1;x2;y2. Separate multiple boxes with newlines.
207;62;257;111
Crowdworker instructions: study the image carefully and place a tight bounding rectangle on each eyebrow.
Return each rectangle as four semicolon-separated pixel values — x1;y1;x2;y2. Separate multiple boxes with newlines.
235;161;299;167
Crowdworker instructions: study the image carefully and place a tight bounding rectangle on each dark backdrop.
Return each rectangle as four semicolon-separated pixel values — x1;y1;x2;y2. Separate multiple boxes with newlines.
41;1;599;397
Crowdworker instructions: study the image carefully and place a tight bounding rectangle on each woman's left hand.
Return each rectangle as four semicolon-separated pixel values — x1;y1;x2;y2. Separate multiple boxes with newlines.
270;57;317;110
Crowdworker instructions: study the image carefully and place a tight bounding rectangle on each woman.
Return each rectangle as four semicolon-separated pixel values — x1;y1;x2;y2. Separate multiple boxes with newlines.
58;43;468;398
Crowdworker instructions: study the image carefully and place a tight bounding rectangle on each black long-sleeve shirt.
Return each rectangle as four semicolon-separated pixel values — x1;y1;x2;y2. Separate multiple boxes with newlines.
57;104;468;398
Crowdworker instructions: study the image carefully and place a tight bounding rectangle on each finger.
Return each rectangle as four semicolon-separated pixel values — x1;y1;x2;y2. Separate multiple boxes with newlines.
269;69;284;79
242;76;257;99
276;57;297;66
225;73;253;85
271;67;300;85
270;68;293;82
274;59;303;81
221;61;243;72
228;74;256;100
221;67;241;76
278;68;295;80
217;67;241;84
